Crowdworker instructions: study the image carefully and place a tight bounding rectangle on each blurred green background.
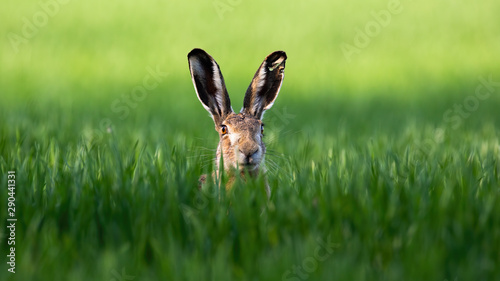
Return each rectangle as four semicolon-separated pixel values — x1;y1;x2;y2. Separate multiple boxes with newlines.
1;0;499;144
2;0;499;103
1;0;500;280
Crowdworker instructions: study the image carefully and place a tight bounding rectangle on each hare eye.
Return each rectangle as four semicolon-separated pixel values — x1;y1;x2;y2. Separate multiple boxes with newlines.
261;124;264;134
221;125;228;135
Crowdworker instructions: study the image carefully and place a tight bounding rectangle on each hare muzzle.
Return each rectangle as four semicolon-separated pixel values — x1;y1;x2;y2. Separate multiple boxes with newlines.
236;142;262;170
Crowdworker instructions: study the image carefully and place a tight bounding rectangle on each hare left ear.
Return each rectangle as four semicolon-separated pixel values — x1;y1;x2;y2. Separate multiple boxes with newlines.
242;51;287;120
188;48;233;125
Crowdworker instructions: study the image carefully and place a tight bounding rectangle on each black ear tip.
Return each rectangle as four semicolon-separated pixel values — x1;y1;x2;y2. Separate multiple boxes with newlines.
264;51;287;72
188;48;209;59
266;51;287;63
276;51;287;58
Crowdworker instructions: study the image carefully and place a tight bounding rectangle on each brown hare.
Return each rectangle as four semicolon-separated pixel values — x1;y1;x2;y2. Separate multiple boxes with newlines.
188;48;287;198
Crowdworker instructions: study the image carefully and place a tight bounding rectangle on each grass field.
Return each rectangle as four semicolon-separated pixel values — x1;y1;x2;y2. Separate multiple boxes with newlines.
1;0;500;280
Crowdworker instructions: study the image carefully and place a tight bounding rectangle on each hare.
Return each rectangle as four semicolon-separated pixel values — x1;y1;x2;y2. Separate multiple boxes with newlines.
188;48;287;198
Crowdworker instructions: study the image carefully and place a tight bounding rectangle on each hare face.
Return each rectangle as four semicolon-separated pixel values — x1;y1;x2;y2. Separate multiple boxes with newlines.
218;112;265;173
188;48;286;183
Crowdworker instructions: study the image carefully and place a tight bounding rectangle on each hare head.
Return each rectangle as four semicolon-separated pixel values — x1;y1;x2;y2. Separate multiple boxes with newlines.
188;48;286;179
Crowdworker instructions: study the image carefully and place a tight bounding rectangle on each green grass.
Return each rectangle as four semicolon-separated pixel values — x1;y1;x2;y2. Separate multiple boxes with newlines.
1;0;500;280
1;96;500;281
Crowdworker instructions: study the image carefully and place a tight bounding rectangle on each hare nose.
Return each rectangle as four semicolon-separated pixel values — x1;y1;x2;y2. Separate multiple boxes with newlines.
239;148;259;163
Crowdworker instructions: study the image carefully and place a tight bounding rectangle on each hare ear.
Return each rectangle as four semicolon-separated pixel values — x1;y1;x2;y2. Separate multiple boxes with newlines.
188;48;233;125
242;51;287;120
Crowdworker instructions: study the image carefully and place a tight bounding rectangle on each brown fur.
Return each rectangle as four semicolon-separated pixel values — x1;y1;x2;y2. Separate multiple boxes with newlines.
188;48;287;199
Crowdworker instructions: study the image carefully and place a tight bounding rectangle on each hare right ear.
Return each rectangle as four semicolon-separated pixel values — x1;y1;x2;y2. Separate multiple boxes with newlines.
242;51;286;120
188;48;233;125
